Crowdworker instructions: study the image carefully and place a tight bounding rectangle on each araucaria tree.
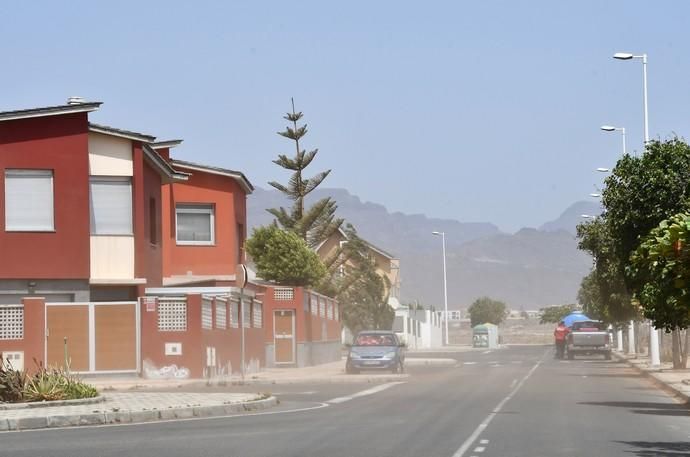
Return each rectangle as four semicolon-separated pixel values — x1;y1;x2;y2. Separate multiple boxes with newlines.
268;100;343;247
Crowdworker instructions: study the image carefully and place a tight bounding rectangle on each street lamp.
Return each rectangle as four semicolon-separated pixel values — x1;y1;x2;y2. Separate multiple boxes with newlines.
589;193;601;198
432;231;449;345
581;214;597;219
596;167;610;173
600;125;627;155
613;52;649;144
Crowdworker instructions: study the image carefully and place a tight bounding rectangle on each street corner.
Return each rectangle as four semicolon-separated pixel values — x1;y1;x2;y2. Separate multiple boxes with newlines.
0;392;279;432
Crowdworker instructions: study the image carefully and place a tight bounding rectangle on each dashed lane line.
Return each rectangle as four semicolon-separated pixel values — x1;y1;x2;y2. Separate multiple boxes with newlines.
451;349;547;457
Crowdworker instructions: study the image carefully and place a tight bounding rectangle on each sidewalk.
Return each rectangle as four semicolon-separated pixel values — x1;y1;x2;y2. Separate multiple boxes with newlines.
85;359;409;391
613;352;690;403
0;392;275;432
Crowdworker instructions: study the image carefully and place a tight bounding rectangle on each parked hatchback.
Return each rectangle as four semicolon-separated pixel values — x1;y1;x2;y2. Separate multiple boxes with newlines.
346;330;405;374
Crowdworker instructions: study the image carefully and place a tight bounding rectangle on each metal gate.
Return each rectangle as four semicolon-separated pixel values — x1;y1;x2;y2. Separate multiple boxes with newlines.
45;302;140;374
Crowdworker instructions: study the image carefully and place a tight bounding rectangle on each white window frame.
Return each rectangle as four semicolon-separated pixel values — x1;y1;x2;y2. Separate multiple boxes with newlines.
4;169;54;232
175;204;215;246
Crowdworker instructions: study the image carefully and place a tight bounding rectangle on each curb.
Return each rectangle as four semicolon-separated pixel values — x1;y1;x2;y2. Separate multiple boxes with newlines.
0;396;278;432
0;395;106;411
612;352;690;404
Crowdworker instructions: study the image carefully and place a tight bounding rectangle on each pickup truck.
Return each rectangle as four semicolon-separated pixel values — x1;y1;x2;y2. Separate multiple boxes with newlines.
566;320;612;360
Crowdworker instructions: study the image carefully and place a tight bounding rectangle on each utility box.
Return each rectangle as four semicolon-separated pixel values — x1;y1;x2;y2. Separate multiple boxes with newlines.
472;323;499;349
1;351;24;371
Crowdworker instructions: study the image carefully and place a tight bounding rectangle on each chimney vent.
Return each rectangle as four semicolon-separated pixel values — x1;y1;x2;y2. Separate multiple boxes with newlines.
67;96;86;105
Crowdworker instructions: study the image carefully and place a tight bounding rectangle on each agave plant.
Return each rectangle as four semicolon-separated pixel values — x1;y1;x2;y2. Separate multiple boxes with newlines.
0;360;26;403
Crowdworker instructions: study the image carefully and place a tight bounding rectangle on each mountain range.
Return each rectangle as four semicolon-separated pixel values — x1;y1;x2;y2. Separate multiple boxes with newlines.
247;187;602;309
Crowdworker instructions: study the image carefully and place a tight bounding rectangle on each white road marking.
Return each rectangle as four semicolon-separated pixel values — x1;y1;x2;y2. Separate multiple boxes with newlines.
464;362;477;365
509;379;518;389
479;439;489;444
482;351;492;355
327;382;406;404
451;351;545;457
490;364;501;368
473;446;485;452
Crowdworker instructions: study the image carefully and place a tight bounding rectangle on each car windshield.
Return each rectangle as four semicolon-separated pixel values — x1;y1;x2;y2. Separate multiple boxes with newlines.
354;334;397;346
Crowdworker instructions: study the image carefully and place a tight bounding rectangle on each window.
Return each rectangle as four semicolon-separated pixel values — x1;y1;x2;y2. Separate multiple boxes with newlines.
243;300;251;328
253;301;263;328
149;198;157;245
176;204;214;245
90;177;132;235
5;170;54;231
157;298;187;331
201;297;212;329
230;299;239;328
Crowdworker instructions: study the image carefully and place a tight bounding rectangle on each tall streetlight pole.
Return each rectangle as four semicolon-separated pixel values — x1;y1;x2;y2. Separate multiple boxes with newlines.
614;51;659;366
432;231;449;345
601;125;627;155
613;52;649;144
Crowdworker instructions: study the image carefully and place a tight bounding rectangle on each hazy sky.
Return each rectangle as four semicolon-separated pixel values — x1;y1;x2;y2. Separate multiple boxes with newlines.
2;1;689;232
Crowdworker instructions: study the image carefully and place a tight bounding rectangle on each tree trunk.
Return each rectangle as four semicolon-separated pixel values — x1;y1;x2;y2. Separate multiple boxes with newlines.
678;329;690;369
671;329;681;369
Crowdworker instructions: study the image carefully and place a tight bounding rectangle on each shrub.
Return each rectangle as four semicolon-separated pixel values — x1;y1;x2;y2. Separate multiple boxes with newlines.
0;360;27;403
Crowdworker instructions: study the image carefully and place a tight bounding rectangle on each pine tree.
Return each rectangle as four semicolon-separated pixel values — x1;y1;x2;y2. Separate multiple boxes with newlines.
267;99;343;248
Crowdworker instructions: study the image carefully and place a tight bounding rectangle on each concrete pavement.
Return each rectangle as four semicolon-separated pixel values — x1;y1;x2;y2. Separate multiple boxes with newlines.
4;346;690;457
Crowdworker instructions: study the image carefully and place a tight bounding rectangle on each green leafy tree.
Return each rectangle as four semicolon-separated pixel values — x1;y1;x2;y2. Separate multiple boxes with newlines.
599;138;690;366
330;230;394;335
630;213;690;368
576;218;637;325
468;297;507;327
539;304;577;325
267;100;343;247
245;225;326;286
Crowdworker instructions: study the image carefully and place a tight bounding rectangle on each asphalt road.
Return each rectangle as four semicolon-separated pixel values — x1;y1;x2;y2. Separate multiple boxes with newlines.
3;346;690;457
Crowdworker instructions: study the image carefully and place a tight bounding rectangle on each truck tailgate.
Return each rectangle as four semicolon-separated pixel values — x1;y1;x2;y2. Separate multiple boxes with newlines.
571;332;607;346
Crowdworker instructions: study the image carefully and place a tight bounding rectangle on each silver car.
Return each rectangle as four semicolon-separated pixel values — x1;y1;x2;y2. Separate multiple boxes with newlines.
346;331;405;374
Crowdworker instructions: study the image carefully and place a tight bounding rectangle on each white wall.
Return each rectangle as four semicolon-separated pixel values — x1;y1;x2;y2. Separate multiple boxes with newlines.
89;133;133;176
90;236;135;280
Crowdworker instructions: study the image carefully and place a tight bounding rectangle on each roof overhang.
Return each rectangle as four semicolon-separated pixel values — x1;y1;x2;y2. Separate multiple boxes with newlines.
0;102;102;122
145;286;255;298
89;123;157;143
172;159;254;194
162;274;235;287
151;139;183;150
90;278;147;285
142;144;189;183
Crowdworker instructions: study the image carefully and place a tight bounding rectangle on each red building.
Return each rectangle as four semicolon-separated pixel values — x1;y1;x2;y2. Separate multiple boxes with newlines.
0;98;340;376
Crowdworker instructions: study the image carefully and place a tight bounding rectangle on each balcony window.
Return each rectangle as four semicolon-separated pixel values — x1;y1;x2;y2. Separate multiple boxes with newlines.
90;177;133;235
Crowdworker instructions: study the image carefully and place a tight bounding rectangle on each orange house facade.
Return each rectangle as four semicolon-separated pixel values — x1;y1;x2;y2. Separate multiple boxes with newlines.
0;99;340;376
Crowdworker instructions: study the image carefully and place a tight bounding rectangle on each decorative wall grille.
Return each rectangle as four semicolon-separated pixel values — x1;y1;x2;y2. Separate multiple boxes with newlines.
215;297;227;329
253;301;262;328
158;298;187;331
334;303;339;321
274;287;294;301
319;300;326;318
230;299;239;328
243;301;251;328
0;306;23;340
311;295;318;316
327;302;334;320
202;298;213;329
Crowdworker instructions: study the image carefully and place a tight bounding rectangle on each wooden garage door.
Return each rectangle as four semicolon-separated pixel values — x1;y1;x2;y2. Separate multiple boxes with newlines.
95;304;136;371
47;306;89;371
